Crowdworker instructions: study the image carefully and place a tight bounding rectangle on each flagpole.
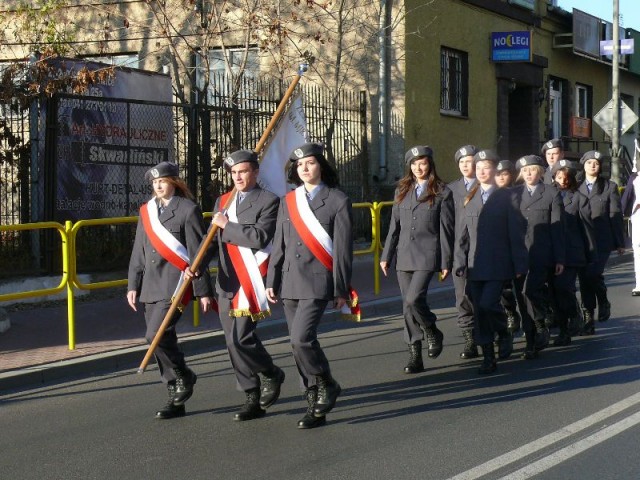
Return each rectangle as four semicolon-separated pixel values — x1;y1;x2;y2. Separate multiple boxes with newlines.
137;63;309;373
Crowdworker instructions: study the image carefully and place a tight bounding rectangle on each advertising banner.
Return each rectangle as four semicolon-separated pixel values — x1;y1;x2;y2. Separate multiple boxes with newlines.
491;31;532;62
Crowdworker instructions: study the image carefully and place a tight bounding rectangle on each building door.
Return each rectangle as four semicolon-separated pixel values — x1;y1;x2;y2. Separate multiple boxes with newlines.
507;85;537;160
549;80;562;139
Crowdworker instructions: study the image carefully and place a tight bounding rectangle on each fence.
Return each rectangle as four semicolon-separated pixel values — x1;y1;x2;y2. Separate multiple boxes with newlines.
0;202;392;350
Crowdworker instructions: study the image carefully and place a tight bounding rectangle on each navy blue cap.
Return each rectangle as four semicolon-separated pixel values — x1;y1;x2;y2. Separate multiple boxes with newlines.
516;155;545;169
145;162;179;181
405;145;434;164
224;149;259;172
454;145;478;163
289;142;324;162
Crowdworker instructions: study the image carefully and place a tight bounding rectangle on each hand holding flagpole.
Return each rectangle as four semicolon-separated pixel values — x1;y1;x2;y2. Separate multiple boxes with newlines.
137;63;309;373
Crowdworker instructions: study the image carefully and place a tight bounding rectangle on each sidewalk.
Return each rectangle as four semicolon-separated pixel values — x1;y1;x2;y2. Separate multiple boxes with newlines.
0;255;455;391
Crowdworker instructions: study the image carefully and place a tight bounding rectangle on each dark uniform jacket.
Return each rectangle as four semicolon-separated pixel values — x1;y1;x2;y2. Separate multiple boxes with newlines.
267;187;353;301
455;187;528;281
621;172;637;217
128;196;213;303
578;178;625;253
561;190;597;267
513;182;566;268
447;177;473;270
213;187;279;299
381;185;455;272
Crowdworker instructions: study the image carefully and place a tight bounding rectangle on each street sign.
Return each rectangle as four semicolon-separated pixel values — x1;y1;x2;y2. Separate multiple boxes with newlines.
593;98;639;136
600;38;635;55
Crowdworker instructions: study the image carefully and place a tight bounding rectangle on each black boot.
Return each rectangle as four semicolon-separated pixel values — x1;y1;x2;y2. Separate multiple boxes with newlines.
234;388;266;421
173;366;197;406
460;329;479;359
521;332;538;360
497;330;513;359
553;316;571;346
298;387;326;429
567;313;583;337
533;320;550;351
404;342;425;373
581;309;595;335
260;366;285;408
155;382;186;419
506;309;521;334
426;325;444;358
478;344;497;374
598;300;611;322
314;374;341;417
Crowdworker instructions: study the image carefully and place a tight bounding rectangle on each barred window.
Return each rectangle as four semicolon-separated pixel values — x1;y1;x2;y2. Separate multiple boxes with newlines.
440;47;468;116
196;48;260;105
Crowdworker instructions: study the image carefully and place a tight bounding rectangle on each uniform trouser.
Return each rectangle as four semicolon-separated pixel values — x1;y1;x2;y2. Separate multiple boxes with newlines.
453;273;474;330
578;252;611;311
549;266;579;329
282;298;331;390
218;296;275;392
467;280;508;346
396;270;437;344
500;280;518;313
514;268;553;342
144;300;186;384
632;213;640;290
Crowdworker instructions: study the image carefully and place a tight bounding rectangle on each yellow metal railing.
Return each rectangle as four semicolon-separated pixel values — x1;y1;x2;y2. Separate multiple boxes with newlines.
0;202;391;350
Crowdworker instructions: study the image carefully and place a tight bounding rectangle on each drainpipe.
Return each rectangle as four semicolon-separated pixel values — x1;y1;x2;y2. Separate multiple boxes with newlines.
377;0;390;181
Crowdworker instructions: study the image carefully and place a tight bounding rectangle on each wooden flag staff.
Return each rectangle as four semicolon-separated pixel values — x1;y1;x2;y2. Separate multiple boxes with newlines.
137;62;309;373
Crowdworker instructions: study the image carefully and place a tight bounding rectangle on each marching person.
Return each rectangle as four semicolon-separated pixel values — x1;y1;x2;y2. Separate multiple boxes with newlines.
448;145;479;359
207;150;285;421
512;155;565;359
266;142;353;429
495;159;522;334
380;146;454;373
621;166;640;296
455;150;528;374
542;138;564;184
550;159;597;344
127;161;213;419
577;150;625;333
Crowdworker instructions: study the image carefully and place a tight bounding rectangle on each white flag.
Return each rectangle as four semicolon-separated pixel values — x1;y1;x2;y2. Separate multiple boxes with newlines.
258;94;308;197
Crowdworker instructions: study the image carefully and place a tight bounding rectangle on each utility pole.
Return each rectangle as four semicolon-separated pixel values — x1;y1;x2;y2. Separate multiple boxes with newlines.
611;0;621;184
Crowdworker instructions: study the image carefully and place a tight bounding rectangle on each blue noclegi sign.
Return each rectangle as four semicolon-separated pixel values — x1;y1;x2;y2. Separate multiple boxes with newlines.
491;31;532;62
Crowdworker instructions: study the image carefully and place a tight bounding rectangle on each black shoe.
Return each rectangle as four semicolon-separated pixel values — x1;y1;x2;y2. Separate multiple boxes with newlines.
567;315;583;337
404;342;425;373
553;332;571;346
632;290;640;297
460;329;479;359
506;310;521;334
544;307;557;329
173;367;197;406
314;374;341;417
478;344;497;374
426;326;444;358
598;300;611;322
521;340;538;360
234;389;266;421
260;366;285;408
534;327;550;351
581;309;595;336
155;383;186;419
497;331;513;360
298;387;326;429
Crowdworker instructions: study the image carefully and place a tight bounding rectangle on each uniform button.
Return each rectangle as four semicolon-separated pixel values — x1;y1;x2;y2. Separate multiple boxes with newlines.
152;249;156;253
413;216;417;220
297;241;302;246
151;260;155;263
295;254;301;258
411;227;415;230
410;236;414;240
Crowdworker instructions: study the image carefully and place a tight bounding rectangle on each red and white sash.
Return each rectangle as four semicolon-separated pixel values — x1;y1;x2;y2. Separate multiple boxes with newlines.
219;191;271;321
285;186;361;321
139;198;193;309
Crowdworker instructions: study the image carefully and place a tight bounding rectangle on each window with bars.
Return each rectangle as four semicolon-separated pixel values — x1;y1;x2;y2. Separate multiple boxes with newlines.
196;48;260;105
440;47;468;116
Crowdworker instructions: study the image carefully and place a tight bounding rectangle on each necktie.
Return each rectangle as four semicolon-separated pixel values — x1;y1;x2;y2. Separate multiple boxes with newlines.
238;192;246;205
416;184;424;199
586;183;593;194
481;190;488;204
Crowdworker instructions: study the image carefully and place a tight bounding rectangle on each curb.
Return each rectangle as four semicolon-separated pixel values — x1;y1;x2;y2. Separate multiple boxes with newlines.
0;286;453;393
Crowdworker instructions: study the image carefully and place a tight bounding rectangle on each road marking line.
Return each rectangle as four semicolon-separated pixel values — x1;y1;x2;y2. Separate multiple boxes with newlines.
498;409;640;479
447;391;640;480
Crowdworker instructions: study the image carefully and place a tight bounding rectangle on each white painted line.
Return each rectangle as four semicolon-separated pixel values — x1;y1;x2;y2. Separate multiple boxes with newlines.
499;409;640;479
447;391;640;480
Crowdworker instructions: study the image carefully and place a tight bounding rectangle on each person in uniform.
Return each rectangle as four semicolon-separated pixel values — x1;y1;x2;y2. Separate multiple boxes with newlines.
207;149;285;421
266;142;353;429
127;161;213;419
494;159;522;334
455;150;528;373
512;155;565;359
549;159;597;344
380;146;454;373
621;168;640;296
542;138;564;185
577;150;625;334
447;145;479;359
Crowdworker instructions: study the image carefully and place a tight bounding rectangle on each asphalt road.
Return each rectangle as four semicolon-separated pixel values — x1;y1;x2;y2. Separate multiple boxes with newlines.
2;261;640;480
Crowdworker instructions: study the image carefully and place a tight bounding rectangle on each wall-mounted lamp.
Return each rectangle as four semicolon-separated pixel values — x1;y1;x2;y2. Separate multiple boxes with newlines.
508;78;517;93
536;87;546;107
